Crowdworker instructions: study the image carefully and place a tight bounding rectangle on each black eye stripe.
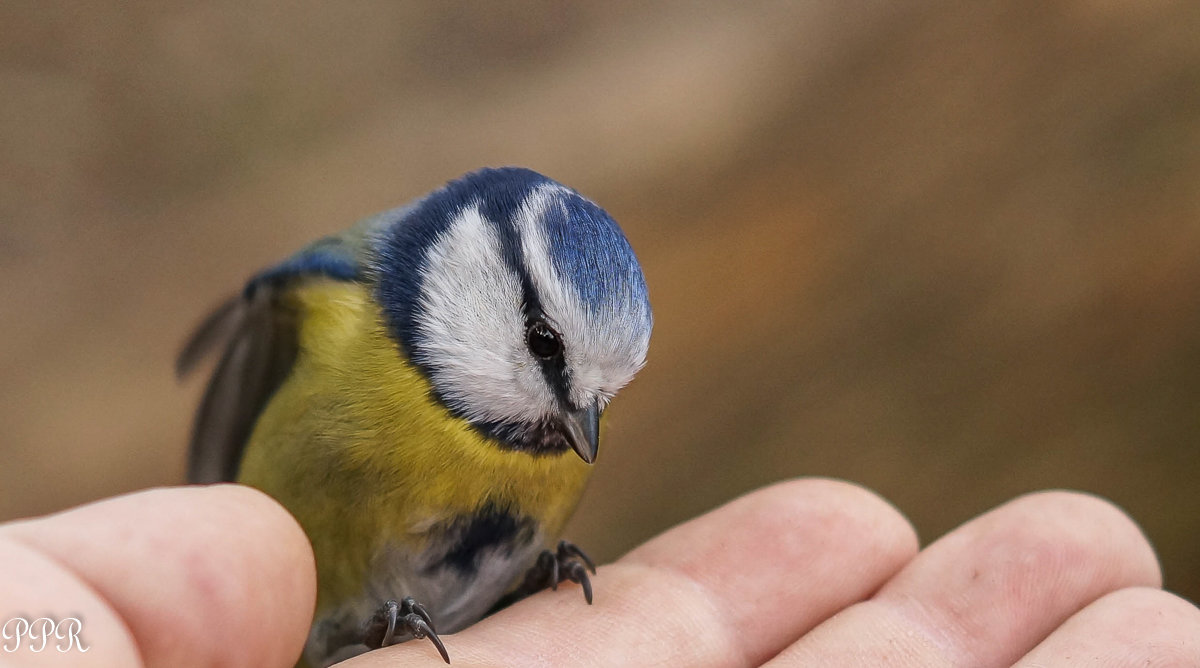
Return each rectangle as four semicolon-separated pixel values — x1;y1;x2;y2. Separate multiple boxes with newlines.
486;204;572;408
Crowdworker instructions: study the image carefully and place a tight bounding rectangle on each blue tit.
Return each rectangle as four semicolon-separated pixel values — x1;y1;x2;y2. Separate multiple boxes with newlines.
177;167;652;667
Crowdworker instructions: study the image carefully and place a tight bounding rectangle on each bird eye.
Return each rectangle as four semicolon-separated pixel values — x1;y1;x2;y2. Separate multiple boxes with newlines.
526;321;562;359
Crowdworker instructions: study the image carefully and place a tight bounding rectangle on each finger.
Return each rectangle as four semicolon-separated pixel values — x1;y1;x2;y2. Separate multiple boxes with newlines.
338;478;918;667
620;478;918;663
0;537;140;666
2;485;316;668
1013;587;1200;666
771;491;1161;667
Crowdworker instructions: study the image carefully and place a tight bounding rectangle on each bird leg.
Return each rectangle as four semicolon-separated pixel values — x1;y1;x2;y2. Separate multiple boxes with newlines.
503;540;598;608
363;596;449;664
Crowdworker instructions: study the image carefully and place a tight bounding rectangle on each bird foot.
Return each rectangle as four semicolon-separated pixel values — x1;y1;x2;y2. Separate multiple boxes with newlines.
521;540;598;604
363;596;449;664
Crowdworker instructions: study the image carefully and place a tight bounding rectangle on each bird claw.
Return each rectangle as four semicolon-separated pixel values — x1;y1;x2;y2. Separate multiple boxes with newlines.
363;596;449;664
557;540;597;575
524;540;597;604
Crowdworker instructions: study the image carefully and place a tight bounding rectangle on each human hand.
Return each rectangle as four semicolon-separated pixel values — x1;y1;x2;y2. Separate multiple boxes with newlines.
2;481;1197;667
350;479;1199;666
0;485;314;667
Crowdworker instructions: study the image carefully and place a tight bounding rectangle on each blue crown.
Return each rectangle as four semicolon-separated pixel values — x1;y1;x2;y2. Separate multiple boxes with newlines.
375;167;651;361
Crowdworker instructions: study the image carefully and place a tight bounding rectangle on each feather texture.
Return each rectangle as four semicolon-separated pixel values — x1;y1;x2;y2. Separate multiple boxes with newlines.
179;226;373;483
177;168;652;667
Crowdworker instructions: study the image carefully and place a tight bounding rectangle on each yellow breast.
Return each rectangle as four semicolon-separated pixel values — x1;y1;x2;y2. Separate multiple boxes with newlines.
235;280;592;609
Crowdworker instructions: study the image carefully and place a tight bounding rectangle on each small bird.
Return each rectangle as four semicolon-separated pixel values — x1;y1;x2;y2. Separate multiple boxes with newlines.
177;167;652;667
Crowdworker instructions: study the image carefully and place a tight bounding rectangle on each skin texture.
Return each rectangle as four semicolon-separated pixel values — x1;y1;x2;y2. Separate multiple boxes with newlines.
1;479;1197;667
0;485;314;668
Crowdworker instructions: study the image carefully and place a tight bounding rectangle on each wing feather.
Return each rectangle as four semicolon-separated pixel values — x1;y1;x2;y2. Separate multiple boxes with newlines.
184;288;299;482
178;224;381;483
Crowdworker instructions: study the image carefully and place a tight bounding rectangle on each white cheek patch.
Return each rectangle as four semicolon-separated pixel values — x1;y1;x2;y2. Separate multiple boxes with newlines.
413;205;553;424
512;186;651;409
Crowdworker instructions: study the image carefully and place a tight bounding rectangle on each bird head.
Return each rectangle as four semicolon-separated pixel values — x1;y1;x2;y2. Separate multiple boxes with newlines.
375;167;652;463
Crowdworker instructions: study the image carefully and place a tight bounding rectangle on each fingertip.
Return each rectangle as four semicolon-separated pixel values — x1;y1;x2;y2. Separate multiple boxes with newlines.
6;485;316;668
838;488;1169;667
997;490;1162;589
0;536;143;666
618;477;920;663
1014;587;1200;666
193;483;317;577
624;476;919;580
754;477;920;558
1097;586;1200;624
182;483;319;655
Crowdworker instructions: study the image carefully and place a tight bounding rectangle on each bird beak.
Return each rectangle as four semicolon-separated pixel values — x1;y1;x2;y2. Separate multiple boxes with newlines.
561;402;600;464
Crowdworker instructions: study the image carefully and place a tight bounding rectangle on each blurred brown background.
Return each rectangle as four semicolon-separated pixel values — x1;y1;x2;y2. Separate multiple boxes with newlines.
2;1;1198;603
